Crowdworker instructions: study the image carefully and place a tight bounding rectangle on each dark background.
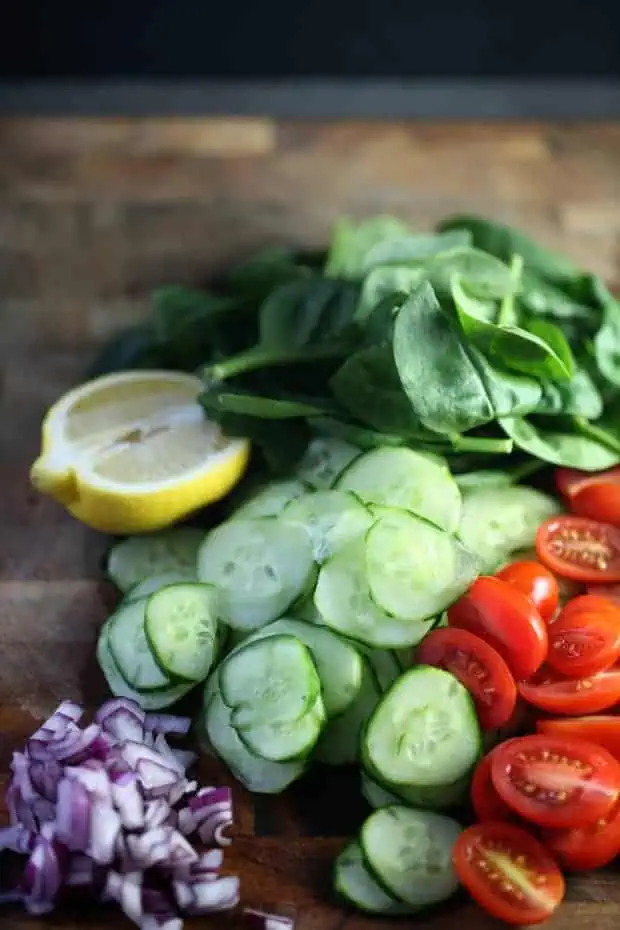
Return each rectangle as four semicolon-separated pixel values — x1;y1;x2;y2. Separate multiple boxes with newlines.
1;0;619;78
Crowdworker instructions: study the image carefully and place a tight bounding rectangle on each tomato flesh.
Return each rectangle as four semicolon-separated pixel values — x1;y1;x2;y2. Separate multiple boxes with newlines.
490;735;620;829
555;466;620;500
536;516;620;583
543;799;620;871
471;751;520;823
495;560;559;622
571;482;620;527
448;577;548;681
546;607;620;678
587;582;620;606
518;665;620;715
452;822;565;926
558;593;620;621
537;716;620;764
416;627;516;730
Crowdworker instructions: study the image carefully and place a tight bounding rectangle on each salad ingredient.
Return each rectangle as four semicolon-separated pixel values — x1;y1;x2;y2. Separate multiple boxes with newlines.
519;665;620;715
571;481;620;525
106;528;204;593
144;583;220;682
333;841;411;915
536;515;620;582
542;799;620;871
537;716;620;763
587;582;620;604
495;560;559;621
471;750;520;823
545;601;620;678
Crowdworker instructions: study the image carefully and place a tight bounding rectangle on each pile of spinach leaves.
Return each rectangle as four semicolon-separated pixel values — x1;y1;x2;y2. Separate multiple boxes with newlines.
90;215;620;475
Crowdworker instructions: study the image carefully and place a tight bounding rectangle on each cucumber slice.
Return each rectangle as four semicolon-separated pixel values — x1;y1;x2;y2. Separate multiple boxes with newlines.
458;485;561;571
455;469;514;492
281;490;373;563
238;695;326;762
336;447;461;533
354;644;402;693
97;622;193;710
242;618;363;718
366;509;479;621
219;634;321;730
106;528;204;593
363;666;481;787
334;841;411;916
362;768;469;812
124;570;196;603
197;518;315;630
203;690;305;793
361;771;402;809
314;539;435;648
296;436;361;489
232;479;308;520
145;582;219;682
108;600;173;692
360;806;461;909
315;659;381;765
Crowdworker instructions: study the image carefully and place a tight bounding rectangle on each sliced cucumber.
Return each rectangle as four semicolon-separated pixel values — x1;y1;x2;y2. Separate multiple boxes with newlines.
454;469;514;492
334;841;411;915
363;666;481;787
124;570;196;603
354;644;402;693
219;634;321;730
296;436;361;489
241;618;363;718
232;479;308;520
203;690;305;793
360;806;461;909
361;772;402;810
314;539;435;648
365;509;479;621
107;600;173;692
458;485;561;571
238;695;326;762
336;447;462;533
197;518;315;630
106;528;205;593
97;622;193;710
315;659;381;765
145;582;219;682
281;490;373;563
362;767;469;812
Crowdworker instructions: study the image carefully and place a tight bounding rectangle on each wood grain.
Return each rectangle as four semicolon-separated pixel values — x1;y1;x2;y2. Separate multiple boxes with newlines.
2;118;620;929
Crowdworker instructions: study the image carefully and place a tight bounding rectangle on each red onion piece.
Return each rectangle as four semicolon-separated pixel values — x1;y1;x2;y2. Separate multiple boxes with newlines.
188;875;240;914
145;714;191;737
0;825;35;854
111;771;144;830
243;908;295;930
96;698;146;743
183;786;233;847
55;776;91;852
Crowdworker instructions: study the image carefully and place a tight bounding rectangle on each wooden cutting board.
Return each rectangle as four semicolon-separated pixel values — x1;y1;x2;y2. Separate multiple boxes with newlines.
2;118;620;930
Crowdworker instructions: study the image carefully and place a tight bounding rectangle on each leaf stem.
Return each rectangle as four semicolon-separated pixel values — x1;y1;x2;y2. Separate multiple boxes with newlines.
202;343;349;384
509;457;548;482
448;433;514;454
497;253;524;327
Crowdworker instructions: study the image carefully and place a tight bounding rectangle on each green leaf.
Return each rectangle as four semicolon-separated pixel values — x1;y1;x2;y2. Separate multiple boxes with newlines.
308;416;408;450
258;277;358;350
437;215;578;282
226;247;311;299
535;367;603;419
356;265;425;323
427;247;516;300
199;387;334;420
360;229;472;273
519;272;596;326
325;216;412;279
497;254;523;326
500;416;620;469
152;285;245;366
592;277;620;388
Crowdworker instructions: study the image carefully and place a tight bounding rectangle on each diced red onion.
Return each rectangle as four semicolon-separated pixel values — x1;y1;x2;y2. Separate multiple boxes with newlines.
66;853;96;887
145;714;191;737
55;776;91;852
0;825;35;854
105;870;143;924
181;786;233;847
96;698;146;743
188;875;240;914
143;799;174;830
141;916;183;930
243;908;295;930
88;802;121;865
110;771;144;830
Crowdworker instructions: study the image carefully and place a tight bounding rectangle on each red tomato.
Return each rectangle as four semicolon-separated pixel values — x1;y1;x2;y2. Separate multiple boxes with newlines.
518;665;620;715
543;799;620;871
555;466;620;500
491;735;620;828
447;577;548;681
537;716;620;764
558;593;620;621
416;628;516;730
571;482;620;527
452;822;565;926
495;560;559;622
588;582;620;606
546;607;620;678
536;516;620;583
471;750;519;823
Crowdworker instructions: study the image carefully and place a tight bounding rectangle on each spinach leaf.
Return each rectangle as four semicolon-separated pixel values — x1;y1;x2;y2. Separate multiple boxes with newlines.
591;276;620;388
258;277;336;349
356;265;425;322
535;367;603;419
427;247;516;300
202;342;351;385
325;216;412;279
308;416;407;450
360;229;472;273
226;247;311;299
152;285;246;365
500;416;620;469
519;272;596;327
201;409;310;474
199;386;335;420
438;215;578;282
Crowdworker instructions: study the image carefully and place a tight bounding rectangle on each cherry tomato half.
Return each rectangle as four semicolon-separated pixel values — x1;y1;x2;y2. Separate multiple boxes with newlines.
558;593;620;621
518;665;620;715
448;577;548;681
491;735;620;829
588;582;620;606
543;799;620;871
471;750;520;823
571;482;620;528
537;716;620;764
536;516;620;583
495;560;559;622
555;466;620;500
546;607;620;678
452;822;565;926
416;628;516;730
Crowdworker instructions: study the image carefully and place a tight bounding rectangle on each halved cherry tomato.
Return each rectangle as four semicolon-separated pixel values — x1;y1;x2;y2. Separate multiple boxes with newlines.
495;560;559;622
452;822;565;926
555;466;620;500
571;482;620;527
536;516;620;583
537;716;620;764
448;577;548;681
543;799;620;871
588;582;620;606
471;750;519;823
558;593;620;621
518;665;620;715
491;735;620;828
546;607;620;678
416;628;516;730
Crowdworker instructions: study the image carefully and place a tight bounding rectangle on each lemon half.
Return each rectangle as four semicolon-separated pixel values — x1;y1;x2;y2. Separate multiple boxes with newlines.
30;370;250;534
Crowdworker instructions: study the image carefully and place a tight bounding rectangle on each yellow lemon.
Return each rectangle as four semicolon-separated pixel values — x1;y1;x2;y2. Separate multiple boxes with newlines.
30;370;250;534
